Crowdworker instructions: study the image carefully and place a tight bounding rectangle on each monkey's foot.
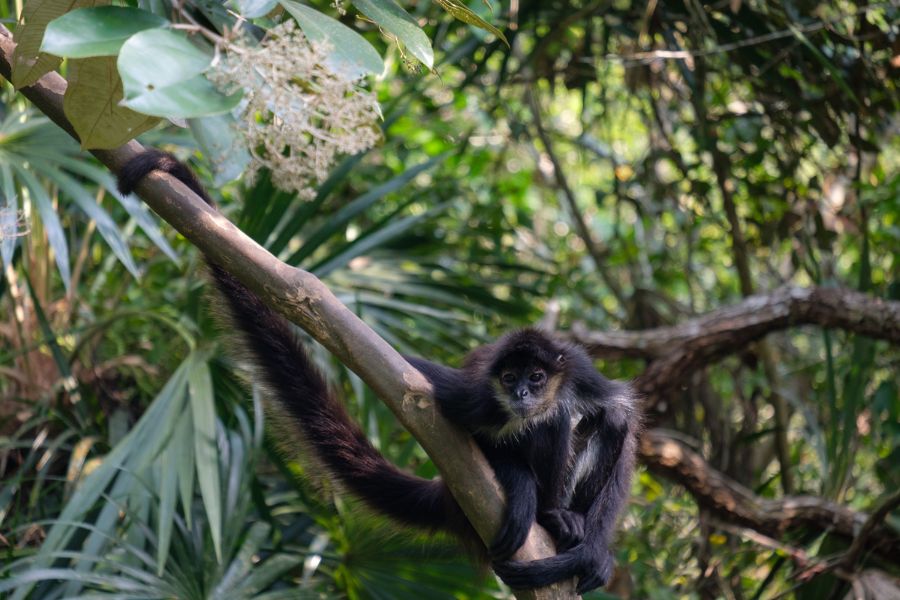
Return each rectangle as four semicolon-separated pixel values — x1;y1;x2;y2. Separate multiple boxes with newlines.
538;509;585;551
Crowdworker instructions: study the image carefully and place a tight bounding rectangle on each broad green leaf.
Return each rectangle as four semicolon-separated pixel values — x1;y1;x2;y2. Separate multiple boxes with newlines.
188;114;251;185
64;56;160;149
41;6;168;58
117;28;212;99
352;0;433;69
188;355;223;563
280;0;384;79
121;75;243;118
236;0;277;18
433;0;508;46
10;0;106;88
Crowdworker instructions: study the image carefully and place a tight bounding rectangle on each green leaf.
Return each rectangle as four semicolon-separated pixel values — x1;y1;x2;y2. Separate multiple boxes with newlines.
188;355;223;563
236;0;277;18
8;361;190;600
212;521;268;595
54;157;179;261
0;165;17;269
10;0;105;88
64;56;160;149
188;114;251;185
171;406;195;528
121;75;243;119
12;166;71;290
46;167;140;278
351;0;433;69
788;24;860;108
433;0;508;46
116;28;238;118
156;445;178;575
314;200;451;277
117;28;212;99
280;0;384;79
234;553;304;595
23;270;74;381
41;6;168;58
288;154;445;265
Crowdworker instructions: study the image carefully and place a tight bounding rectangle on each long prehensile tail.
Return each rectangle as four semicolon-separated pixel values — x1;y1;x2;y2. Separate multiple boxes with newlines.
117;150;469;536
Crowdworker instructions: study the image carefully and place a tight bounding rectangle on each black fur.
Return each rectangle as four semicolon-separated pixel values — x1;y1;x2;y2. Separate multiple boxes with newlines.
117;150;638;593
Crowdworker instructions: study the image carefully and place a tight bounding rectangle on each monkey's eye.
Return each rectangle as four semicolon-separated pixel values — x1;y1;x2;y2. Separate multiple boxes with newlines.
501;373;516;385
529;371;545;383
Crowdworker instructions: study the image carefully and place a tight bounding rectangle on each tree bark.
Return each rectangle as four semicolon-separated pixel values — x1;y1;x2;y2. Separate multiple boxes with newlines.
570;285;899;360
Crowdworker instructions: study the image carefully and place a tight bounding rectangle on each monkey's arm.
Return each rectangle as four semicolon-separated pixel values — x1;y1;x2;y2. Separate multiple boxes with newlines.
404;356;492;431
480;442;539;561
531;414;584;551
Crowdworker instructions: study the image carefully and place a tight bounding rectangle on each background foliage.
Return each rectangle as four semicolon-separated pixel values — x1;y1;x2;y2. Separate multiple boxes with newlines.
1;0;898;598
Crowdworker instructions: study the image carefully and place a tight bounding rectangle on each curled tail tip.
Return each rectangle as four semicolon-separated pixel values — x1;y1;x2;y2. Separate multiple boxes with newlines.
117;149;172;196
117;149;213;207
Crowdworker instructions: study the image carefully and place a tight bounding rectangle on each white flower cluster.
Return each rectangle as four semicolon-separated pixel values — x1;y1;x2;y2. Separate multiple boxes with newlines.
211;21;381;199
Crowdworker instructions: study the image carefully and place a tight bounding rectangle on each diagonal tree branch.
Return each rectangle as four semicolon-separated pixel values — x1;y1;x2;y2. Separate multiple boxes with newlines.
0;25;572;600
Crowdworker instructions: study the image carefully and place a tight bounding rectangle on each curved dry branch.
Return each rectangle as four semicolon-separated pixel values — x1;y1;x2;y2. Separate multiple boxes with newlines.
640;430;900;561
0;26;572;599
635;286;898;401
571;285;900;361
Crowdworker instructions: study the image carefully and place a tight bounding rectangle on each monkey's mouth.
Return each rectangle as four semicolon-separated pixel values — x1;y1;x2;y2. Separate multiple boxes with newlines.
508;400;539;418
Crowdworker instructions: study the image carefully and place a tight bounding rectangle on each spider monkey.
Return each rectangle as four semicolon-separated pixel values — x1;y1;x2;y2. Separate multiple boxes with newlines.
117;150;638;593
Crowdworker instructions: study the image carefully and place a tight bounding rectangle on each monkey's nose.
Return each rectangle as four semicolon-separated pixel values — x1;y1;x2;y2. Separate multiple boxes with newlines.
517;388;529;399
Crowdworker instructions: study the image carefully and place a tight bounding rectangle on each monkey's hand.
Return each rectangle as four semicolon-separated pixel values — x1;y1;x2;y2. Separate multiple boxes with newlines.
489;510;533;561
538;509;584;551
575;545;615;594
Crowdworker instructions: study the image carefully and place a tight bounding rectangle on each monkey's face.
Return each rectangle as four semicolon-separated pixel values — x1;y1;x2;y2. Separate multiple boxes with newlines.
494;360;562;420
